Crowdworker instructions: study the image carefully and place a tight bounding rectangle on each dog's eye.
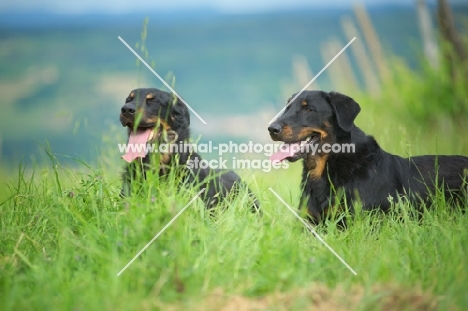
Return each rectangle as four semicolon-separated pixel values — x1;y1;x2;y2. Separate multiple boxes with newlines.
146;98;155;103
304;107;314;112
125;97;132;103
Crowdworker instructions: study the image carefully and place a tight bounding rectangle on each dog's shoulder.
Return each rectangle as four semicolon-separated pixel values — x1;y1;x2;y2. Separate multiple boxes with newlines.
327;126;383;180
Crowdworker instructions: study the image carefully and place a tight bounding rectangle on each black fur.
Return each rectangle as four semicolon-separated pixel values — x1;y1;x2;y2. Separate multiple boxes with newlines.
268;90;468;224
120;87;259;210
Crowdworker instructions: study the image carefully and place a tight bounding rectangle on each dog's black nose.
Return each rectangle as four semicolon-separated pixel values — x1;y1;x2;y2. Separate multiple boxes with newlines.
121;104;136;117
268;123;282;135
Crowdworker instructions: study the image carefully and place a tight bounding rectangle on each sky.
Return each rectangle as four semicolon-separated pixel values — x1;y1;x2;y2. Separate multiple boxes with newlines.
0;0;442;14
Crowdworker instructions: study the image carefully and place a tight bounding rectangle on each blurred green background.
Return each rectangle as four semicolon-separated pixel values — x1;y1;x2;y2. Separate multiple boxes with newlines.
0;1;467;171
2;3;468;309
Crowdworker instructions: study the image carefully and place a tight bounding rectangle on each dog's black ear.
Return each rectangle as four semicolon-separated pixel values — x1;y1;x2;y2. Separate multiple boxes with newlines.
170;98;190;129
327;92;361;132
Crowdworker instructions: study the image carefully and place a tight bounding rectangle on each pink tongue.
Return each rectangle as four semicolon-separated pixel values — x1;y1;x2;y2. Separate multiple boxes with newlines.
270;143;301;163
122;129;153;163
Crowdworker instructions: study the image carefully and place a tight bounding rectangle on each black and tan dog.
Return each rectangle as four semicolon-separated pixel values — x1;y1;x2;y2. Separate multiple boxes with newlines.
268;90;468;224
120;87;258;210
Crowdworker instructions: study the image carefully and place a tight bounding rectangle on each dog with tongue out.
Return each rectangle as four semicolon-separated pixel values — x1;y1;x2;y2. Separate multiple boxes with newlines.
119;87;259;210
269;90;468;225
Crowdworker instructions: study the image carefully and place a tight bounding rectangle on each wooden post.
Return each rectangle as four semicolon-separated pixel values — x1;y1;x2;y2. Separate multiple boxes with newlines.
328;38;359;92
320;41;348;91
341;16;380;94
417;0;439;68
291;54;320;91
353;4;390;81
437;0;467;62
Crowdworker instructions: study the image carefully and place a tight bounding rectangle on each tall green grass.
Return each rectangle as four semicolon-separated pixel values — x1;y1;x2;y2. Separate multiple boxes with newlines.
1;145;467;310
2;28;468;311
353;42;468;158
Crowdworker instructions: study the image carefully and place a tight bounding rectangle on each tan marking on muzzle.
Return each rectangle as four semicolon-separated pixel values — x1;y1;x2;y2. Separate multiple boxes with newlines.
298;127;328;140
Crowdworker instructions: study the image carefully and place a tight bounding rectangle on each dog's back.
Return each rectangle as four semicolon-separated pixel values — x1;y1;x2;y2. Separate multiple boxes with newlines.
331;145;468;212
408;155;468;200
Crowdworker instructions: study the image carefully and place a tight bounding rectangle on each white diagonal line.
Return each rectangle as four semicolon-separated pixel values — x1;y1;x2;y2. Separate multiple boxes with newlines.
117;189;205;276
267;37;356;125
268;188;357;276
118;36;208;125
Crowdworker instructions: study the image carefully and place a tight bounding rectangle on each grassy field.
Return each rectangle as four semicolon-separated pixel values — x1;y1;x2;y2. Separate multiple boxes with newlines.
2;18;468;311
1;102;468;310
0;148;467;310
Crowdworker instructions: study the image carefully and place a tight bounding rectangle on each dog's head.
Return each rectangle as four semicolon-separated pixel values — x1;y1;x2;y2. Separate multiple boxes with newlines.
120;88;190;162
268;90;360;164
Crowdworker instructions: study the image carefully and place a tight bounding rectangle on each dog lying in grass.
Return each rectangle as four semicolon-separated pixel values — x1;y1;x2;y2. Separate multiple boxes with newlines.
120;87;259;210
268;90;468;224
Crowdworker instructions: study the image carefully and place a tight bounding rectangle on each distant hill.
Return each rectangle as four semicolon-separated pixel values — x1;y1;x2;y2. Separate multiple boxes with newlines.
0;4;467;166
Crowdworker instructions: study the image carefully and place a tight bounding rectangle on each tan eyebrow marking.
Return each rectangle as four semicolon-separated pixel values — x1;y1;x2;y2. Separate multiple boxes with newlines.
146;94;154;99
